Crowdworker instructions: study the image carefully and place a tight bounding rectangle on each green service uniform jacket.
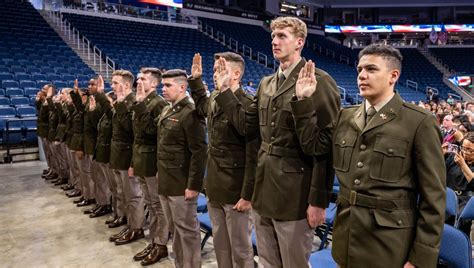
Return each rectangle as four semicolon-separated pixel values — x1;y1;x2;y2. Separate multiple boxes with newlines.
54;103;68;142
156;97;207;196
94;93;113;164
190;76;258;205
36;99;49;138
130;91;168;177
46;97;59;142
83;95;104;156
216;58;340;220
64;103;75;148
108;92;135;171
292;93;446;268
69;91;85;151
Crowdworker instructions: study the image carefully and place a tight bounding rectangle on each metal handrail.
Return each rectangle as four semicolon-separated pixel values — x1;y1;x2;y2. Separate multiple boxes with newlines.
426;86;439;95
243;45;252;59
338;86;346;101
406;80;418;91
257;52;267;67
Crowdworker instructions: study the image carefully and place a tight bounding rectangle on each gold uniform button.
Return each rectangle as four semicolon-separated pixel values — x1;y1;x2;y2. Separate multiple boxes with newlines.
354;179;361;185
357;162;364;168
360;144;366;150
271;122;275;127
270;136;275;141
388;148;394;154
397;220;402;225
300;167;304;171
341;140;346;145
272;107;277;111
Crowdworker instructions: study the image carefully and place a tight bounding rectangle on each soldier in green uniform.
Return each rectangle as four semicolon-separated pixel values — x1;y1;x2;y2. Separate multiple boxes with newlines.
48;87;69;186
36;85;54;180
106;70;145;245
129;68;170;266
189;52;257;268
92;79;127;228
215;17;340;267
70;83;96;207
157;69;207;268
83;78;112;218
291;44;446;268
63;89;83;197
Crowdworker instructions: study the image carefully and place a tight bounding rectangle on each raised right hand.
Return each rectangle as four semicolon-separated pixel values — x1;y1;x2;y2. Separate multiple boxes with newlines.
191;53;202;78
97;75;105;94
88;95;96;111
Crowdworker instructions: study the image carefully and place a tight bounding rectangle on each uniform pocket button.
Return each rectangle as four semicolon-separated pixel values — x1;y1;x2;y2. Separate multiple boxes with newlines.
397;220;402;225
357;162;364;168
388;148;394;154
354;179;361;185
360;144;366;150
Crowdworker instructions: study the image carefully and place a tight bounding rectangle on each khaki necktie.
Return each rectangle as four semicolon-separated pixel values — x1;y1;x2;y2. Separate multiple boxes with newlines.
365;106;377;126
277;72;286;89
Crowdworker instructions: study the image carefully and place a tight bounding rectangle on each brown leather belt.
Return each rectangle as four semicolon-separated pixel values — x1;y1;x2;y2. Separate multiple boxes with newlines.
338;186;415;211
260;142;300;158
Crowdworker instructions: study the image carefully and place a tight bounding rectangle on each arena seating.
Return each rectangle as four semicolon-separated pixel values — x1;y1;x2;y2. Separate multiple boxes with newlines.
62;13;274;88
430;47;474;75
0;0;96;145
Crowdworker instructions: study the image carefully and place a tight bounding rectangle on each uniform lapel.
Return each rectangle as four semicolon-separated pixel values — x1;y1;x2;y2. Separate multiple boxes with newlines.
352;104;365;131
159;96;189;124
362;94;402;134
272;59;306;100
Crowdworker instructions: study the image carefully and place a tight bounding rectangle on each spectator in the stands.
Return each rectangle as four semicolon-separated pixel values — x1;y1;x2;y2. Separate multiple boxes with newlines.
466;102;474;113
426;89;439;103
243;81;256;96
443;131;474;236
447;94;455;105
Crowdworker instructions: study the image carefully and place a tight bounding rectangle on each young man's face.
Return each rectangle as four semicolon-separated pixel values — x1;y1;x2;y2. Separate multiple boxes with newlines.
88;79;98;94
442;115;454;129
111;75;128;95
162;77;183;103
271;27;303;62
137;72;157;93
357;54;399;102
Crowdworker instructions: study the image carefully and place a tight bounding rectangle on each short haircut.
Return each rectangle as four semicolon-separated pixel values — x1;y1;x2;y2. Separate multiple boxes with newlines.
359;44;403;72
112;70;135;86
214;52;245;78
140;67;163;84
466;102;474;108
270;16;307;40
162;69;188;85
463;132;474;143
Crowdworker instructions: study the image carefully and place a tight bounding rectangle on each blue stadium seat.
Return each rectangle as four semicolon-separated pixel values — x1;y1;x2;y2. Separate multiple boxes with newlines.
0;97;10;106
19;80;36;89
439;224;472;268
15;73;31;81
10;97;30;107
2;80;19;88
5;88;24;97
24;88;38;98
32;74;47;81
36;80;50;88
53;81;68;88
17;106;36;118
197;212;213;250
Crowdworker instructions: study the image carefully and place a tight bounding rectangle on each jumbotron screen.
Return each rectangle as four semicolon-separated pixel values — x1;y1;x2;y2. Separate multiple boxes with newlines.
325;24;474;33
138;0;182;8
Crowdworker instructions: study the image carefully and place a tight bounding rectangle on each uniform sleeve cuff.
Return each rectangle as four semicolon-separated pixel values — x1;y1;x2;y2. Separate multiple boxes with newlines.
130;101;147;115
290;94;316;117
308;189;331;208
187;180;203;192
114;102;128;114
215;89;238;108
407;241;439;268
188;76;204;91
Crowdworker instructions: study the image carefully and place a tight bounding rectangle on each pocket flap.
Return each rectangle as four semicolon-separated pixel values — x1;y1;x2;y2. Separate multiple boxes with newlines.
334;132;357;148
138;146;156;153
282;157;307;173
373;135;408;157
217;157;245;168
374;209;415;229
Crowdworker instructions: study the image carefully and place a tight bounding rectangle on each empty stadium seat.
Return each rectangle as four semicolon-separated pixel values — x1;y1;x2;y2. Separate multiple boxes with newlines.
10;97;30;107
5;88;24;97
2;80;19;88
16;106;36;118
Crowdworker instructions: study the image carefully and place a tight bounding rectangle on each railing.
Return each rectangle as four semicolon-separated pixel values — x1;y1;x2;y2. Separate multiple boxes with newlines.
406;80;418;91
47;10;116;79
338;86;346;101
355;94;363;104
198;20;276;70
4;117;38;163
60;1;196;26
448;93;462;101
426;86;439;95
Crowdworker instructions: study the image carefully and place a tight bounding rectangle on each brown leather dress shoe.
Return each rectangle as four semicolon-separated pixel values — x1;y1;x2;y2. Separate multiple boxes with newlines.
89;205;112;218
109;226;130;242
67;189;81;198
84;204;100;214
72;196;85;203
77;199;96;207
108;216;127;228
133;243;155;261
105;215;117;225
141;245;168;266
114;228;144;245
